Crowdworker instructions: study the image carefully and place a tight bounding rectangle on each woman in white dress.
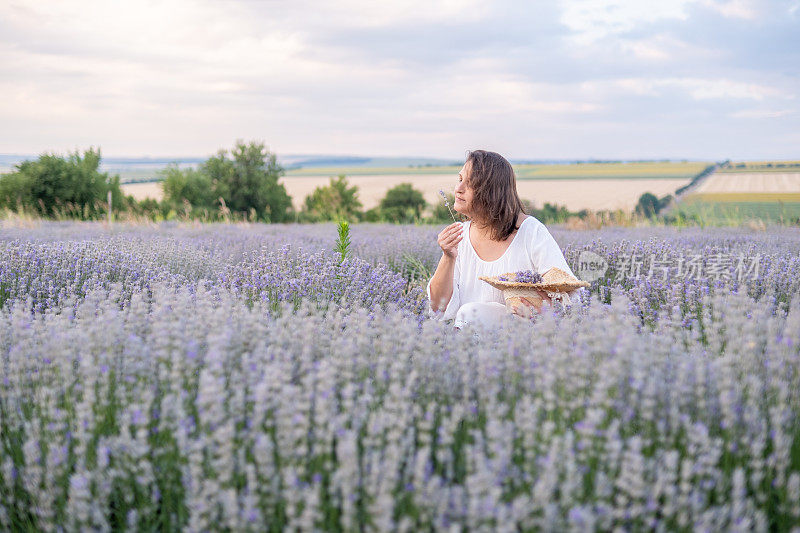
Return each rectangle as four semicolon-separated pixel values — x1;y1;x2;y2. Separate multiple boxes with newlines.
426;149;586;329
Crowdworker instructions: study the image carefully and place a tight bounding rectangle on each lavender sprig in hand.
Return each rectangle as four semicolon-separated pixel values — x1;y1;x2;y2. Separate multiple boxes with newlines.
439;190;458;222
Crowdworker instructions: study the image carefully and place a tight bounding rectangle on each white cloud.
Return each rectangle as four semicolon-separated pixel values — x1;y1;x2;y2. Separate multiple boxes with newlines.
604;77;790;101
557;0;763;45
621;39;672;60
730;108;795;118
326;0;490;27
700;0;760;19
558;0;693;45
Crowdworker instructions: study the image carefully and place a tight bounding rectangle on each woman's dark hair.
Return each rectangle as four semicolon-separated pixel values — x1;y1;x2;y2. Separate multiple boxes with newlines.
464;149;525;241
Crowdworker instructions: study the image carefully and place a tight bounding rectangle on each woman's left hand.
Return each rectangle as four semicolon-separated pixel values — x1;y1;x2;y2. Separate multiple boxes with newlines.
521;291;553;309
533;289;553;307
511;290;553;318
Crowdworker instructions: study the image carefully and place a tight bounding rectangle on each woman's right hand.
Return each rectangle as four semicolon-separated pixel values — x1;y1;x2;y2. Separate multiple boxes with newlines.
437;222;463;258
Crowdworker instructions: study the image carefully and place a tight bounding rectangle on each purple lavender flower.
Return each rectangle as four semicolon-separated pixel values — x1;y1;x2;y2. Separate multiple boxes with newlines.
513;270;543;284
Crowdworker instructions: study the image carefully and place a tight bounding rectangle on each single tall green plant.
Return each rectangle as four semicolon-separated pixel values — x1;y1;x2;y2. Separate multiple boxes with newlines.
335;220;351;264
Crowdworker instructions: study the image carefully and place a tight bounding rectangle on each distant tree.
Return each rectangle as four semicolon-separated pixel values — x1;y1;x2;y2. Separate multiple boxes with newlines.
363;207;382;222
535;202;579;223
635;192;672;218
122;196;166;220
202;140;293;222
635;192;660;218
0;147;123;219
0;171;33;211
161;165;219;213
135;197;162;214
301;174;362;222
520;198;587;224
379;183;426;223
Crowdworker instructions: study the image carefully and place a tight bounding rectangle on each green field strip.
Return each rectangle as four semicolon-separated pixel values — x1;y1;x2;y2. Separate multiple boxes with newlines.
515;174;696;180
674;201;800;223
513;163;706;179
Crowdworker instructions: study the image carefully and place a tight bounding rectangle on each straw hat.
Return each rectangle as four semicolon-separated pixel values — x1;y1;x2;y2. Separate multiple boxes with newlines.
480;266;590;293
479;267;590;315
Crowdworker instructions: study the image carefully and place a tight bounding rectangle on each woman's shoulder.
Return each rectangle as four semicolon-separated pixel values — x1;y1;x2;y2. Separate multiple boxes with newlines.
518;215;551;249
519;214;544;234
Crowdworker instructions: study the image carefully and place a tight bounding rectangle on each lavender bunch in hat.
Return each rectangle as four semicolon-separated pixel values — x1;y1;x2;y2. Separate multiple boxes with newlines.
514;270;543;284
498;271;543;283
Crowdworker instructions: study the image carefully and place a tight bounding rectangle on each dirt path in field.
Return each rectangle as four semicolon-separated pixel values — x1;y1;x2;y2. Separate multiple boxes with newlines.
122;175;692;213
278;174;690;212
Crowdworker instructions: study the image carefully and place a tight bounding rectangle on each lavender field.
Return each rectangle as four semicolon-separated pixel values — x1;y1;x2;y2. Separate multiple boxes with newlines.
1;221;799;531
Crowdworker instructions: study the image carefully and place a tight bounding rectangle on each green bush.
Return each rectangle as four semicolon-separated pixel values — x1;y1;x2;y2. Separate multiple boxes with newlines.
379;183;427;223
300;174;362;222
205;140;293;222
521;198;588;224
158;140;294;222
0;148;124;219
126;196;167;220
161;165;219;214
363;207;382;222
0;171;34;211
635;192;673;218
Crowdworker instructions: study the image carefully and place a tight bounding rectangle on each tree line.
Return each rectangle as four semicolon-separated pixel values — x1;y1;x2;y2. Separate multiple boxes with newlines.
0;140;595;224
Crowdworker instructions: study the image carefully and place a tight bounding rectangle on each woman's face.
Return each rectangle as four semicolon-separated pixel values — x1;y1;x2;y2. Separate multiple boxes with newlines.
453;160;475;217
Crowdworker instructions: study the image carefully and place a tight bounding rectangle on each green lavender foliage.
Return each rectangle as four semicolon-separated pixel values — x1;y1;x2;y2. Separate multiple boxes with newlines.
335;220;351;264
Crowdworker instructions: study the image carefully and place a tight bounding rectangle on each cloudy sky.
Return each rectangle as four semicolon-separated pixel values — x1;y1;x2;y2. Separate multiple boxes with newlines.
1;0;798;160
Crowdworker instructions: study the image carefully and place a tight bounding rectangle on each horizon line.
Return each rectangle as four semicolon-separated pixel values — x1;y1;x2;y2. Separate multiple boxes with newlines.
0;152;741;164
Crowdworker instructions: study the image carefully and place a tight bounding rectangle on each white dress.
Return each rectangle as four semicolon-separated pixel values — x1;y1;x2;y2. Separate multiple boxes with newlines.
425;215;586;325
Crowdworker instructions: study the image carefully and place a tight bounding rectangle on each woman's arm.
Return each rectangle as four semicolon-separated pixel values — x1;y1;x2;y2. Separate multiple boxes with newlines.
428;254;456;313
428;223;463;313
